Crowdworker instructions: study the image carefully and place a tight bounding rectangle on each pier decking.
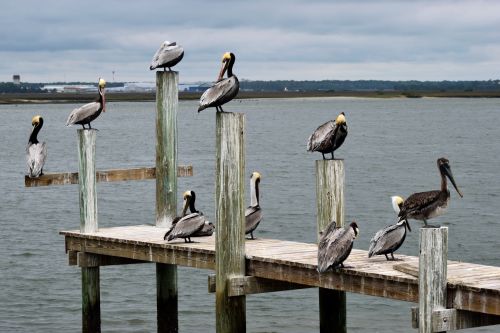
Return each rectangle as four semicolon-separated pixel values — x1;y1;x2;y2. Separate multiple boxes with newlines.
61;224;500;317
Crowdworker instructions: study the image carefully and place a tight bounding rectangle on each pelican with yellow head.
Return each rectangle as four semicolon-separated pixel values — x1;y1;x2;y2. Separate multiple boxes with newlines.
26;115;47;178
198;52;239;112
307;112;348;160
66;78;106;129
245;172;263;239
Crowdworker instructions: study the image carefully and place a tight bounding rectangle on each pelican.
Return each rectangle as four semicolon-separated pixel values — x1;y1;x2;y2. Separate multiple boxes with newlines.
26;115;47;178
198;52;239;112
307;112;348;160
398;157;463;227
164;190;207;243
317;221;359;273
149;41;184;71
245;172;262;239
192;221;215;237
66;78;106;129
368;196;411;260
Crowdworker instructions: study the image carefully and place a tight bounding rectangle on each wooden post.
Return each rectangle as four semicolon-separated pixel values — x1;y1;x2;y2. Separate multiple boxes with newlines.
215;112;246;333
419;227;448;333
155;71;178;333
316;159;346;333
77;129;100;332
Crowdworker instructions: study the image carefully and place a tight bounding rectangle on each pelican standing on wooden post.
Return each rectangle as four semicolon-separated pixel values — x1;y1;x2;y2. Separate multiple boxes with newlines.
317;221;359;273
198;52;239;112
245;171;263;240
26;115;47;178
307;112;348;160
368;196;411;260
398;157;463;227
149;41;184;71
66;78;106;129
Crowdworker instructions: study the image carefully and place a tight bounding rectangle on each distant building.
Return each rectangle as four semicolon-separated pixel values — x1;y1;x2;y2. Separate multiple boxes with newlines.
13;75;20;85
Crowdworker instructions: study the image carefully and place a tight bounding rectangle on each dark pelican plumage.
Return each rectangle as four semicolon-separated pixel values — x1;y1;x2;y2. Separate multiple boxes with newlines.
149;41;184;71
66;78;106;129
398;157;463;227
164;190;207;243
317;221;359;273
198;52;239;112
26;115;47;178
245;172;262;240
368;196;411;260
307;112;348;160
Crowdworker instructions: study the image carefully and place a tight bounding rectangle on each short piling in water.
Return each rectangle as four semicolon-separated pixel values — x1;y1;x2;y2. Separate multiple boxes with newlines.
215;111;246;333
316;159;346;333
155;71;179;333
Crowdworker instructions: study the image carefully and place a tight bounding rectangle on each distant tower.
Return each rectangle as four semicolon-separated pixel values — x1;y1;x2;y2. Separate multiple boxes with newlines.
13;75;20;85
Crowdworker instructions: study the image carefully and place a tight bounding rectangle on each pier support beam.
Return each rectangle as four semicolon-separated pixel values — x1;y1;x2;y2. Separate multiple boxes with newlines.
215;112;246;333
419;227;448;333
316;159;346;333
77;129;101;333
155;71;179;333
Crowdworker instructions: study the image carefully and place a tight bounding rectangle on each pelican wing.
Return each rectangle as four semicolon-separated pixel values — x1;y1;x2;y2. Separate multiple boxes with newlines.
198;76;239;111
318;226;355;273
150;44;184;69
166;213;205;241
66;102;101;126
192;222;215;237
307;120;335;151
245;206;263;234
26;142;47;178
368;223;404;257
398;190;441;220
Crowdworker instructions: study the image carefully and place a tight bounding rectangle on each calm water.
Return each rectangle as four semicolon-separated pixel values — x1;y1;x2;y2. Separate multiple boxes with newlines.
1;97;499;332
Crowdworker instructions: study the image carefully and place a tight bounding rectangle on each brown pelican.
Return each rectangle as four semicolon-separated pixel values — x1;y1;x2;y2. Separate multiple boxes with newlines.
26;115;47;178
307;112;348;160
398;157;463;227
192;221;215;237
66;78;106;129
149;41;184;71
317;221;359;273
245;172;262;239
198;52;239;112
368;196;411;260
164;190;207;243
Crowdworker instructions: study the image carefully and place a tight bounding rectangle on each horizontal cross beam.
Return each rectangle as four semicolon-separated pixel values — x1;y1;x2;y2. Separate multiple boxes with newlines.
412;307;500;331
71;252;150;268
208;274;311;296
25;165;193;187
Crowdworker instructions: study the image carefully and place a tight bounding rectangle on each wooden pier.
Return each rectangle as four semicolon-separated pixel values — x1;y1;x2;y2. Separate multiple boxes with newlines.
26;71;500;332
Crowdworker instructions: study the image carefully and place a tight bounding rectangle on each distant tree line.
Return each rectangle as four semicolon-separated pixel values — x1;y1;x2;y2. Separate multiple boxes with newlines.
0;81;124;93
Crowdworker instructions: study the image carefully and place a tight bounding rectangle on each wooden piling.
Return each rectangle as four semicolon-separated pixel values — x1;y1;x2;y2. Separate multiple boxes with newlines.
316;159;346;333
419;227;448;333
77;129;100;332
215;112;246;333
155;71;179;333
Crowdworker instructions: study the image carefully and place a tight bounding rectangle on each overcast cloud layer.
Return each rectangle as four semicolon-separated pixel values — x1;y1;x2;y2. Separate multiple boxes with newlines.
1;0;499;82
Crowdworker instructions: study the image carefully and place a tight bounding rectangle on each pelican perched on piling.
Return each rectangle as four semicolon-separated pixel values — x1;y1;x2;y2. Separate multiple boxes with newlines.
164;190;208;243
198;52;239;112
66;78;106;129
317;221;359;273
245;172;263;240
398;157;463;227
26;115;47;178
368;196;411;260
149;41;184;71
307;112;348;160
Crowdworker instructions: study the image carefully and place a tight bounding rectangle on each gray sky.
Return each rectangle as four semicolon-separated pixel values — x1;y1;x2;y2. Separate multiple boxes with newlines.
1;0;499;82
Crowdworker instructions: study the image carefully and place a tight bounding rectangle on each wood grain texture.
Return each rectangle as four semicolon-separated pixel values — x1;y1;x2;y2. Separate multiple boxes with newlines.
82;265;100;333
24;166;193;187
412;307;500;331
215;112;246;333
77;129;97;234
419;227;448;333
316;159;346;333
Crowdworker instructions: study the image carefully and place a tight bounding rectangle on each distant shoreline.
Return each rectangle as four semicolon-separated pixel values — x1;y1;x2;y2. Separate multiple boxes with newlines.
1;90;500;104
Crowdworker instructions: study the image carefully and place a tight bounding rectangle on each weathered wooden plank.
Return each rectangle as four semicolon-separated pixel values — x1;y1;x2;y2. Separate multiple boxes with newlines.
412;307;500;331
69;250;78;266
24;165;193;187
82;263;100;332
207;275;311;295
77;252;149;267
393;263;419;278
215;111;246;333
316;159;346;333
419;227;448;333
78;129;98;234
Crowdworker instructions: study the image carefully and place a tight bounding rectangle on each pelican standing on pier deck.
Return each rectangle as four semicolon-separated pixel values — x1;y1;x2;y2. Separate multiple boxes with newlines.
398;157;463;227
307;112;348;160
245;172;263;240
198;52;239;112
317;221;359;273
368;196;411;261
66;78;106;129
164;190;208;243
26;115;47;178
149;41;184;71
